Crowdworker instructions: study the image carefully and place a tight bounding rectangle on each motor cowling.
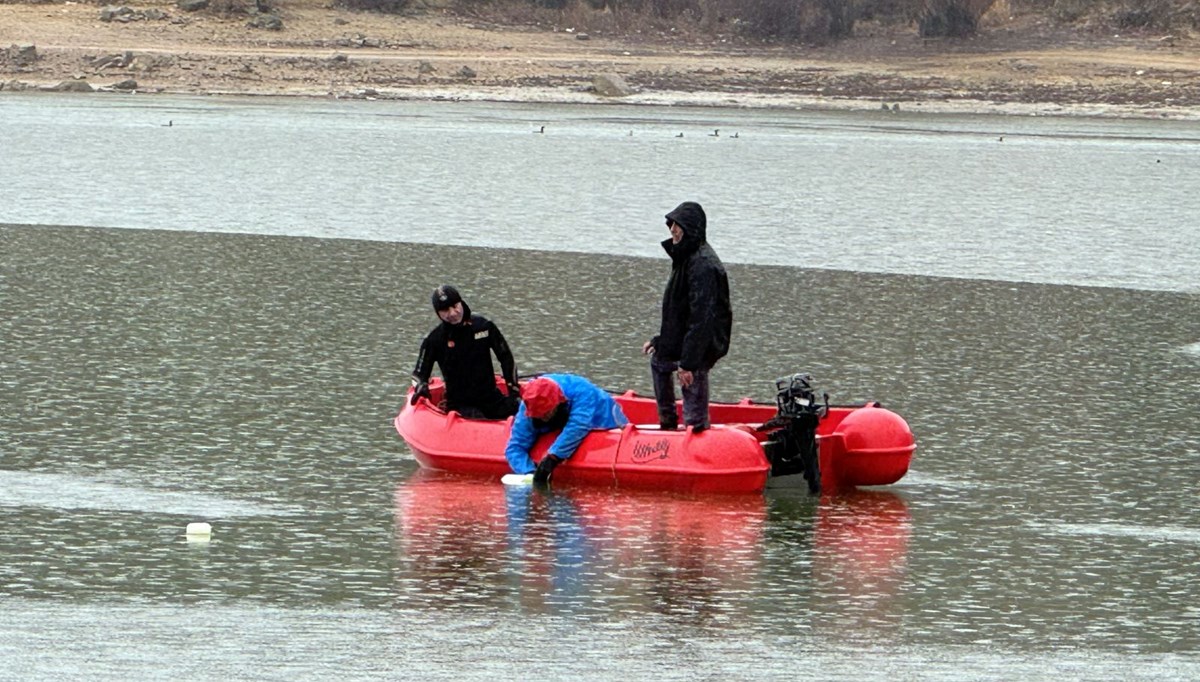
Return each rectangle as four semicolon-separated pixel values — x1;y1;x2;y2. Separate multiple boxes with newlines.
762;373;828;493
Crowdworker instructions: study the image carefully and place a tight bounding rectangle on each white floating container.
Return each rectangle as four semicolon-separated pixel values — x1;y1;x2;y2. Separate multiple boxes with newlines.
185;522;212;537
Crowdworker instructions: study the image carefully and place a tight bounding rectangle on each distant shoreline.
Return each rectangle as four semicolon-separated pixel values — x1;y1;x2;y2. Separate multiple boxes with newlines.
3;2;1200;121
5;83;1194;123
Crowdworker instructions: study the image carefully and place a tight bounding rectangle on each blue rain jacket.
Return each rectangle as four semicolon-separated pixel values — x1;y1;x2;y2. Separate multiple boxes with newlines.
504;373;628;474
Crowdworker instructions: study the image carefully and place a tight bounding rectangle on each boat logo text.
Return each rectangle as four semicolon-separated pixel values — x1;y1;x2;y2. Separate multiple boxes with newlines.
632;439;671;463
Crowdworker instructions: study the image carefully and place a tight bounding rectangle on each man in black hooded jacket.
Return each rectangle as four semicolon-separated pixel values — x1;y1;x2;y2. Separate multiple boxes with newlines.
641;201;732;432
411;284;520;420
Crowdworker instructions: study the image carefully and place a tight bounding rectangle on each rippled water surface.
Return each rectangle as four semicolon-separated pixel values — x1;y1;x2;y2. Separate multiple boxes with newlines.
2;95;1200;680
2;93;1198;292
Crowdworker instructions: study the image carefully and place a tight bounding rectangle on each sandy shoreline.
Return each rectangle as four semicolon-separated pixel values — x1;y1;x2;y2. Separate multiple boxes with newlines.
3;2;1200;120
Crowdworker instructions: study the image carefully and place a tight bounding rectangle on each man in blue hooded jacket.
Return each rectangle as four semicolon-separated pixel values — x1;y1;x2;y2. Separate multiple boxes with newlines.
641;201;732;432
504;374;628;485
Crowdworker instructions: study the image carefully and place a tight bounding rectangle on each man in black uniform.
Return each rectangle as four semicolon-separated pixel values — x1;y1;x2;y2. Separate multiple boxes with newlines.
411;285;520;419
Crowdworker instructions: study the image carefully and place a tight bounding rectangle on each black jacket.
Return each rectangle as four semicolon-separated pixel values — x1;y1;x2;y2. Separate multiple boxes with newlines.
652;202;732;371
412;301;518;409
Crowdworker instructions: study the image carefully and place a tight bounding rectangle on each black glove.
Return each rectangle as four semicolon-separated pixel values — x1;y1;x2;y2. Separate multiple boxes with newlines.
506;382;521;397
410;381;431;406
533;454;562;486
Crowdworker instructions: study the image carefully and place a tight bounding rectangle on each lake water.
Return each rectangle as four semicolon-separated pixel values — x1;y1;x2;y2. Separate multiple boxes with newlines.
1;94;1199;680
3;93;1199;292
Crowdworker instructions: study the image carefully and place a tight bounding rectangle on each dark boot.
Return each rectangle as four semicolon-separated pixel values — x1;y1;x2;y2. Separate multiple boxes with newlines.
656;402;678;431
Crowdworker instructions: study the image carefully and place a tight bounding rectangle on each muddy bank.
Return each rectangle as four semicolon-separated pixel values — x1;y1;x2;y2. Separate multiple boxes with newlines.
3;2;1199;119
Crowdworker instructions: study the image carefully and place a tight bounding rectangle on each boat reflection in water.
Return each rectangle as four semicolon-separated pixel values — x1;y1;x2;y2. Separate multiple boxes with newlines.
393;470;767;618
808;489;912;637
393;470;910;624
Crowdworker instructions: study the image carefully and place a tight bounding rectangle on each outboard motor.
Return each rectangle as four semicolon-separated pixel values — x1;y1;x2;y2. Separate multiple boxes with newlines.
761;373;828;494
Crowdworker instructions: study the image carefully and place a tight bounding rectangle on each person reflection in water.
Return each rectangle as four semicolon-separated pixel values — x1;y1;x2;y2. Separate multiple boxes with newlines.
504;374;628;485
410;284;520;419
503;485;590;597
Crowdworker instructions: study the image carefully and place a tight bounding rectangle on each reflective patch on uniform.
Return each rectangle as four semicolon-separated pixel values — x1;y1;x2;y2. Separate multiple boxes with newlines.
475;330;489;340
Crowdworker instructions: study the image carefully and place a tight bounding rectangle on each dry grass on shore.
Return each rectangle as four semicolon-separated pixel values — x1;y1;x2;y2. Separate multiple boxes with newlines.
2;0;1199;118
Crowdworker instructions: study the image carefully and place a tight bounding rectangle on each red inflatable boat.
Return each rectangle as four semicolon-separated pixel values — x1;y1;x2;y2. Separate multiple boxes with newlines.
394;374;914;494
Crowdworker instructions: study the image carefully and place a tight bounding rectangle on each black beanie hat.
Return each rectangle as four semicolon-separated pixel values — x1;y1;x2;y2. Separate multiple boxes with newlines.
431;285;463;312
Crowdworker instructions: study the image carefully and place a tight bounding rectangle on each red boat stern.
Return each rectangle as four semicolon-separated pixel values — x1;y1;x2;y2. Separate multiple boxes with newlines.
821;404;915;489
